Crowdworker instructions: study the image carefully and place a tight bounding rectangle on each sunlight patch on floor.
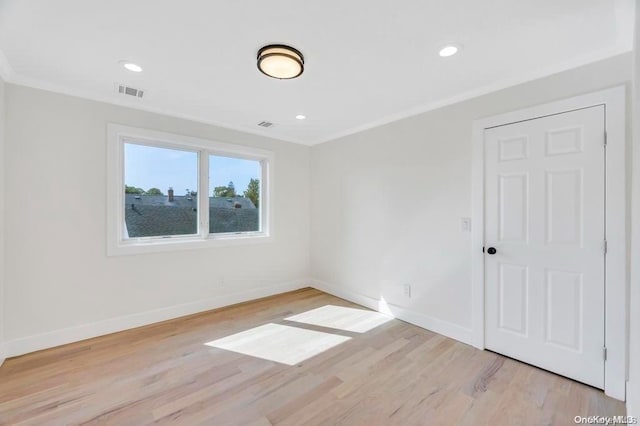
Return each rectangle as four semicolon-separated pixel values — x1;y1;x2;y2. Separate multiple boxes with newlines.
285;304;393;333
204;323;351;365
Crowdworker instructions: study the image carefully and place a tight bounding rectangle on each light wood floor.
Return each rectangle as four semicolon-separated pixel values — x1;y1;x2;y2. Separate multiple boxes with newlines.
0;288;625;425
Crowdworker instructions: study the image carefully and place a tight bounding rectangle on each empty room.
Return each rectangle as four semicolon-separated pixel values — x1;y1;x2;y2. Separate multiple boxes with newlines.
0;1;639;425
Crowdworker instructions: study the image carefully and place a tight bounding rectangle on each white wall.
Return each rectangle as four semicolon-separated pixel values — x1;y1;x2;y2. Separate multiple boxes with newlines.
310;53;633;345
3;85;311;355
627;1;640;416
0;76;5;363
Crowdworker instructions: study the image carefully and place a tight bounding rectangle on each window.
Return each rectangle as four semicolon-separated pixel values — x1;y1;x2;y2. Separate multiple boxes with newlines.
209;155;262;235
108;124;272;255
124;143;199;238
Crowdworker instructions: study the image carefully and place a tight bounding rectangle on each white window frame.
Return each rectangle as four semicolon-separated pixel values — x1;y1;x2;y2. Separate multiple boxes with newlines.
107;124;273;256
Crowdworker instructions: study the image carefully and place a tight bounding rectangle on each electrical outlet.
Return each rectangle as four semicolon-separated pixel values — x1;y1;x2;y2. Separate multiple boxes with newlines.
461;217;471;232
403;283;411;298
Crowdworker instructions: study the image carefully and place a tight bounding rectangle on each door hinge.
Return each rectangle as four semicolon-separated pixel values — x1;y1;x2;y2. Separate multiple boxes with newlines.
604;240;608;254
603;347;607;361
604;131;608;146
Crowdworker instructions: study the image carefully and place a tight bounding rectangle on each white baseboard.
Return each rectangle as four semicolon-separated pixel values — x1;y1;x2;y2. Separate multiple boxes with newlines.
4;279;476;359
4;280;308;358
310;279;475;346
628;381;638;417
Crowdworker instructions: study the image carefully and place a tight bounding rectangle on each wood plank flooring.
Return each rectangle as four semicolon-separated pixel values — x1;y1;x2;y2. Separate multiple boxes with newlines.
0;288;625;425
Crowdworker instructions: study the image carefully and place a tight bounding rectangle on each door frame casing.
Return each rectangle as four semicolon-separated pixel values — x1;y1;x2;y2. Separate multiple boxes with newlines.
471;86;627;400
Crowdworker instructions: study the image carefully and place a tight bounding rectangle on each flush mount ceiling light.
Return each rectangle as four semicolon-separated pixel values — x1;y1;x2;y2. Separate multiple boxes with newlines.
257;45;304;79
120;61;143;72
295;114;306;120
439;44;461;57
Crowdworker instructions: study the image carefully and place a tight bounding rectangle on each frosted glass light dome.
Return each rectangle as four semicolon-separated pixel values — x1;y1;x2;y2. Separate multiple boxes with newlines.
257;45;304;79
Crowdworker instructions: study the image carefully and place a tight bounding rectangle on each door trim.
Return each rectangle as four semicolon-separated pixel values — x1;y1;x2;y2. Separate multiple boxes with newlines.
471;86;627;400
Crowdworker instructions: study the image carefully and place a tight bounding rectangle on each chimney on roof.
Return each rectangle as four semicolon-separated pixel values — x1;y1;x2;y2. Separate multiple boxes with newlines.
168;187;174;202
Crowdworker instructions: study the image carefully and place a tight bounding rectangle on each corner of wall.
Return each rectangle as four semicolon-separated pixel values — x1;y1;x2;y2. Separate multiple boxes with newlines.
627;0;639;415
309;279;475;347
0;74;5;367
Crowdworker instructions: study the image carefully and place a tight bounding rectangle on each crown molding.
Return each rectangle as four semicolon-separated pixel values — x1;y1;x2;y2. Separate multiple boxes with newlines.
0;56;309;147
309;44;632;145
0;42;632;148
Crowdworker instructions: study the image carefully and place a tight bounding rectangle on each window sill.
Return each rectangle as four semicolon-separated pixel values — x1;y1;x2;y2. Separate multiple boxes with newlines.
107;233;272;256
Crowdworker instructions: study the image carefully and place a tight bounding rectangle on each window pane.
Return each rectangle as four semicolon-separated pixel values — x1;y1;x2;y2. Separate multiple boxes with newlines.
124;143;198;238
209;155;261;234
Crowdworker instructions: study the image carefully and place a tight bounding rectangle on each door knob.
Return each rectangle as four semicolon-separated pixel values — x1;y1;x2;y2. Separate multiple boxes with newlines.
487;247;497;255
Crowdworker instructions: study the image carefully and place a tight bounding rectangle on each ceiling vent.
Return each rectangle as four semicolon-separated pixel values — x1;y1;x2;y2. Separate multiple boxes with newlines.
115;83;144;98
257;121;274;128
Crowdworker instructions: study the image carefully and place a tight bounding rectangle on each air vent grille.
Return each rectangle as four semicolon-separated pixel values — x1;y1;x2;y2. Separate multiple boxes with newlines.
258;121;273;128
116;83;144;98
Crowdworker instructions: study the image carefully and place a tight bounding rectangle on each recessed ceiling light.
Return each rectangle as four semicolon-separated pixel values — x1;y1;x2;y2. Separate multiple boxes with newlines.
257;45;304;79
121;62;143;73
439;45;460;57
295;114;306;120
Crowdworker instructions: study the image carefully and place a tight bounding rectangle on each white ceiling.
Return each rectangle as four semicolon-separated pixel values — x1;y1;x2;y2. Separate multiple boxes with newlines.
0;0;633;145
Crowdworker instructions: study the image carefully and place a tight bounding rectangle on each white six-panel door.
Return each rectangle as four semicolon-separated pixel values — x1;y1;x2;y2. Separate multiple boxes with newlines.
484;106;606;388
